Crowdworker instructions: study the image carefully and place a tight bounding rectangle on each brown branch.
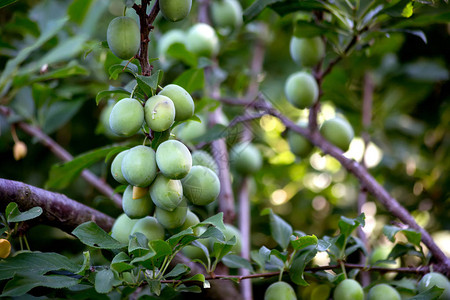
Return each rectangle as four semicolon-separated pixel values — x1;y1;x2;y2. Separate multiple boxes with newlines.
0;106;122;208
0;178;114;233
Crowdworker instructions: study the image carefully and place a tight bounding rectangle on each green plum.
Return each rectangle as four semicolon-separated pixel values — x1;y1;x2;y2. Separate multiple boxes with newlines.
230;142;262;174
173;116;207;144
287;120;313;158
284;71;318;109
158;84;194;121
158;29;186;58
111;213;138;244
99;100;120;138
181;166;221;206
107;16;140;60
418;272;450;299
156;140;192;179
173;210;201;235
130;216;165;242
155;198;188;229
289;36;325;67
186;23;219;57
264;281;297;300
121;145;157;187
159;0;192;22
223;224;241;254
191;150;219;175
211;0;243;29
111;150;129;184
368;284;401;300
109;98;144;137
320;117;354;151
144;95;175;132
369;245;400;268
122;185;153;219
149;174;183;211
333;279;364;300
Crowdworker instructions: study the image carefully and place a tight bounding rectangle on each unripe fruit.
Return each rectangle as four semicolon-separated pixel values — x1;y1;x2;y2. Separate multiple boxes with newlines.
158;30;186;57
230;143;262;174
144;95;175;132
368;284;401;300
173;117;207;144
289;36;325;67
182;166;221;206
320;117;354;151
223;224;241;254
333;279;364;300
173;210;201;235
111;213;138;244
264;281;297;300
121;145;157;187
107;16;140;60
159;0;192;22
287;121;313;158
13;141;27;161
369;246;400;268
149;174;183;211
156;140;192;179
186;23;219;57
211;0;243;29
155;198;188;229
111;150;129;184
284;71;318;109
131;216;165;242
418;272;450;299
158;84;194;121
109;98;144;137
122;185;153;219
100;101;120;138
0;239;11;259
191;150;219;175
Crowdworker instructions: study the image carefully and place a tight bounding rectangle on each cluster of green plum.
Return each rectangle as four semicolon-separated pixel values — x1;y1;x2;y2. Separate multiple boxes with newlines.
285;35;354;157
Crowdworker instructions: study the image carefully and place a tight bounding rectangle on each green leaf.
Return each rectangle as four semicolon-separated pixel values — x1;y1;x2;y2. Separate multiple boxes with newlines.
128;232;151;256
338;214;365;240
0;0;17;9
0;252;79;280
41;99;84;134
409;286;444;300
250;250;266;271
148;279;162;296
5;202;43;223
293;20;336;38
23;61;90;85
383;225;421;246
199;212;226;231
108;64;138;80
290;235;318;251
136;70;163;94
262;208;293;250
151;129;171;150
149;240;172;260
95;269;121;294
72;221;125;249
184;274;205;285
166;43;197;67
111;252;134;273
46;145;127;190
68;0;94;24
96;88;130;105
105;146;129;163
2;273;79;297
245;0;325;22
211;236;236;261
243;0;283;22
173;68;204;94
165;264;190;278
289;248;317;286
222;254;254;272
377;0;412;18
76;251;91;275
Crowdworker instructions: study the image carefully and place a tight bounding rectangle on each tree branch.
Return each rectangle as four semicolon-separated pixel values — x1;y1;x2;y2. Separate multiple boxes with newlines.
0;178;114;233
0;106;122;208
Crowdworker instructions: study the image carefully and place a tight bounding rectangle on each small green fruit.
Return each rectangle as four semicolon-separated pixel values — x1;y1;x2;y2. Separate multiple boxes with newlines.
158;29;186;58
173;117;207;144
289;36;325;67
99;101;120;138
320;117;354;151
173;210;201;235
287;121;313;158
144;95;175;132
211;0;243;29
122;185;153;219
159;0;192;22
121;145;157;187
418;272;450;299
223;224;241;254
264;281;297;300
186;23;219;57
111;213;138;244
111;150;129;184
284;71;318;109
156;140;192;179
149;174;183;211
130;216;165;242
191;150;219;175
109;98;144;137
230;143;262;174
107;16;140;60
333;279;364;300
182;166;221;206
155;198;188;229
158;84;194;121
368;284;401;300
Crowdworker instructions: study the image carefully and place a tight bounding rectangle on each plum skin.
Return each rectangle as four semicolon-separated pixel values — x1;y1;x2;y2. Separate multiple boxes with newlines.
107;16;140;60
